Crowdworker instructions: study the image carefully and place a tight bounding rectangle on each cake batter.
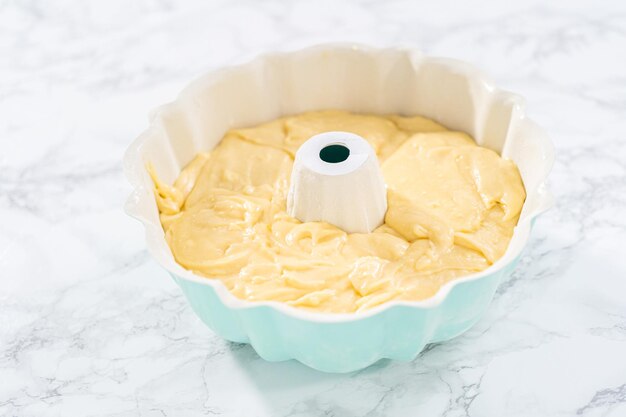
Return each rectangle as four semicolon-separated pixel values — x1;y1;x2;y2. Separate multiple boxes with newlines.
150;110;525;313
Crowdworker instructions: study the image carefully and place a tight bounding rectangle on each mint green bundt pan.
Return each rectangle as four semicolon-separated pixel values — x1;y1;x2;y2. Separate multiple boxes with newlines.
124;44;553;373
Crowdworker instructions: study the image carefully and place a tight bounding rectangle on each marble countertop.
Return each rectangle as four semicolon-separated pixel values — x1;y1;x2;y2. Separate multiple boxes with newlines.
2;1;626;416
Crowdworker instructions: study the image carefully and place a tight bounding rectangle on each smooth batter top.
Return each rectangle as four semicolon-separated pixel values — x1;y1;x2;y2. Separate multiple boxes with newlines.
150;110;525;313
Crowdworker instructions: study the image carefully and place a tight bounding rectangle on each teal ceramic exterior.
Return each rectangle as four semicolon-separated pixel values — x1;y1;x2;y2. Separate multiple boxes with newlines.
171;254;520;373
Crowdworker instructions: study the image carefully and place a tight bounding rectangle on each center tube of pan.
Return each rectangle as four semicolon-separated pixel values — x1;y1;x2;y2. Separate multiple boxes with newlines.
287;132;388;234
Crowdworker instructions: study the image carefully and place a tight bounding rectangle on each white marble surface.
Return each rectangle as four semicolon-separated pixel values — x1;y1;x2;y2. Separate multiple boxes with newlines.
2;0;626;416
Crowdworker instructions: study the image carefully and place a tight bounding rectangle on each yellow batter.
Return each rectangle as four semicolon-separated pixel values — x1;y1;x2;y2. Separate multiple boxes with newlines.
150;110;525;313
